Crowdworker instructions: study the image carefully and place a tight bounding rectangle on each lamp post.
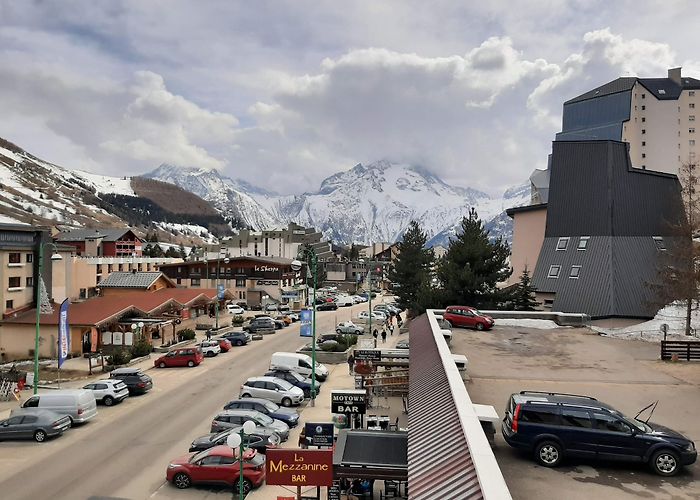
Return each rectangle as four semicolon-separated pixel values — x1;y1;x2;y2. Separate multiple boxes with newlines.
226;420;256;499
34;243;62;395
215;248;229;330
292;247;318;406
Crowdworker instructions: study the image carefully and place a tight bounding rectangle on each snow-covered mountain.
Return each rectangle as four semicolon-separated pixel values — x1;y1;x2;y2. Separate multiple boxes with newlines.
146;160;531;245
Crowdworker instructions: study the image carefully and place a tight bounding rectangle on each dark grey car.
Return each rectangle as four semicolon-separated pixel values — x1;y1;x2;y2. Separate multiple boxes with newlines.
2;408;71;442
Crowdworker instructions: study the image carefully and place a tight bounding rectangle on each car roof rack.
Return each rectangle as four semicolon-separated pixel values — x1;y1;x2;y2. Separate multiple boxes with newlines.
518;391;597;400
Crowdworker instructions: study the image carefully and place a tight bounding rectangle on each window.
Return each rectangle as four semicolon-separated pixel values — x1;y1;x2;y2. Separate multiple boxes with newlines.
191;278;201;287
176;278;181;285
25;253;33;263
653;236;666;251
691;103;696;109
658;89;666;95
577;237;590;250
642;129;646;135
561;409;592;428
593;413;631;433
641;117;646;122
199;456;222;466
641;93;646;99
556;237;569;251
641;105;646;110
26;277;34;287
547;265;561;279
691;140;696;146
691;115;696;122
569;266;581;279
8;253;20;264
5;300;13;310
235;278;245;287
642;153;646;158
8;277;21;288
642;141;646;146
691;91;696;96
691;128;696;134
520;407;560;425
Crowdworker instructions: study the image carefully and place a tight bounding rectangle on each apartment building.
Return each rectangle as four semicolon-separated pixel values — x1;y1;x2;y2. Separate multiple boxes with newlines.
54;228;143;257
556;67;700;175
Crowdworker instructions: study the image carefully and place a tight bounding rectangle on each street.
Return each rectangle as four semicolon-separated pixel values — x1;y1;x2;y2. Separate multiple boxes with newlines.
0;303;368;500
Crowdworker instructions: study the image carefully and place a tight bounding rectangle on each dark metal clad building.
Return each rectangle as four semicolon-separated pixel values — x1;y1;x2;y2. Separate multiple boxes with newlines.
530;141;685;318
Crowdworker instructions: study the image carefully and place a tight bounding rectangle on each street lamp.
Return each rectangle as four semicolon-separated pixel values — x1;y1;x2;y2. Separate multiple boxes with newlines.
226;420;257;499
33;243;62;395
292;248;318;406
215;249;230;330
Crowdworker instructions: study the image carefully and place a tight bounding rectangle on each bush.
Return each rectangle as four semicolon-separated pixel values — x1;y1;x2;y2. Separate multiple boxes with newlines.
130;334;153;357
107;349;131;366
177;328;196;342
231;315;245;325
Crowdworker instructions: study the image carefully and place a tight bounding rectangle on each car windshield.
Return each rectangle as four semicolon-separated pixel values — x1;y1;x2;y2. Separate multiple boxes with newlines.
264;401;279;412
256;414;274;425
288;372;304;382
189;449;211;463
611;410;652;433
212;430;232;442
275;379;294;391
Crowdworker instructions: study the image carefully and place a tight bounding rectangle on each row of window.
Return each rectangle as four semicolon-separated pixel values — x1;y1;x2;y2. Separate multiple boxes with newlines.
547;265;580;279
7;277;33;288
555;237;589;251
520;407;634;434
190;278;248;287
8;253;33;264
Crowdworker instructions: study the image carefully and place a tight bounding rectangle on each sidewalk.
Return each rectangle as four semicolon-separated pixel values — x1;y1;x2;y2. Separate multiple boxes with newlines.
247;317;407;500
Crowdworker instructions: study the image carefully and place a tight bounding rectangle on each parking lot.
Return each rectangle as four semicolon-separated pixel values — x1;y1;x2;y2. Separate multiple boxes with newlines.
453;325;700;500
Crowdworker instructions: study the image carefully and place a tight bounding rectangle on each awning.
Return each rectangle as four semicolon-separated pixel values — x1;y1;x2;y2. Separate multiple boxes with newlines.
333;430;407;481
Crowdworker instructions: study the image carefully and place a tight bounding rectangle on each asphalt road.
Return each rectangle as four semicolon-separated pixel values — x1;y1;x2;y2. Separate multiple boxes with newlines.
0;303;370;500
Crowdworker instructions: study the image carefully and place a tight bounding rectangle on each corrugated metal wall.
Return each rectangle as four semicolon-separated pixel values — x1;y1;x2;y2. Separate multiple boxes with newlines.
558;90;631;140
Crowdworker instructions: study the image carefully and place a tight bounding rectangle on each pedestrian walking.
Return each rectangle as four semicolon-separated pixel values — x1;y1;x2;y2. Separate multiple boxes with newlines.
205;329;212;340
390;323;394;336
373;329;378;348
347;352;355;375
381;329;387;343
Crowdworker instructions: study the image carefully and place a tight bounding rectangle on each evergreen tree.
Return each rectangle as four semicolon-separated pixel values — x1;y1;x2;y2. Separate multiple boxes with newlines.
512;267;539;311
437;208;511;308
164;246;179;258
388;220;434;315
178;242;187;259
151;244;165;258
348;244;360;261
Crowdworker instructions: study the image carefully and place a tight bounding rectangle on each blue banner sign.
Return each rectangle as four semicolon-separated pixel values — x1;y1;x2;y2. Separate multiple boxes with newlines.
300;308;313;337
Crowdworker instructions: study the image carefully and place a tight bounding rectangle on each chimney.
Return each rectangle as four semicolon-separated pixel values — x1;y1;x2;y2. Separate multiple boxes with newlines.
668;67;682;84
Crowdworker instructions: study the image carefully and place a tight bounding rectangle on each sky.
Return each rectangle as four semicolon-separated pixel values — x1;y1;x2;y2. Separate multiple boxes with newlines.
1;0;699;196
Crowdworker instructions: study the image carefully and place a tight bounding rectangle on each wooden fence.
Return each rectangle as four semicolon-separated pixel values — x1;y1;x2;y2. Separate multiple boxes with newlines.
660;340;700;361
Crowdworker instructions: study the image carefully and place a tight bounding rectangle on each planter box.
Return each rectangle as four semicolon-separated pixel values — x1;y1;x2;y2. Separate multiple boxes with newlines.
251;334;264;341
154;339;196;353
296;345;351;364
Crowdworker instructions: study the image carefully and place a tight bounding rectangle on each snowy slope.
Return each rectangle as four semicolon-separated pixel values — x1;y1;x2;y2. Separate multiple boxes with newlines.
146;160;531;245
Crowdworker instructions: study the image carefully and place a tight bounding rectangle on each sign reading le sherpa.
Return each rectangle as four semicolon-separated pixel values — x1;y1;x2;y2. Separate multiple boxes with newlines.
331;389;367;414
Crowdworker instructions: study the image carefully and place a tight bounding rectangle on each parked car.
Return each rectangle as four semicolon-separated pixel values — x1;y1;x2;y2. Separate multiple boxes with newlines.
336;321;365;335
270;352;329;381
198;340;221;357
239;376;304;407
210;409;290;441
222;331;251;346
166;445;266;493
217;338;232;352
154;347;204;368
189;427;280;453
224;398;300;427
275;315;292;326
316;302;338;311
82;379;129;406
264;369;320;399
249;304;263;311
20;389;97;424
226;303;245;315
351;295;365;304
375;304;400;316
278;304;291;313
287;313;300;322
502;391;697;476
264;304;279;312
334;296;355;307
443;305;494;330
357;310;387;321
2;408;71;442
109;367;153;395
396;339;409;349
243;317;277;333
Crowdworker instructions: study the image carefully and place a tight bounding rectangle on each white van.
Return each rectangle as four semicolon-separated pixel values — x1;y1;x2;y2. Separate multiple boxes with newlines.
21;389;97;424
270;352;329;382
334;296;354;307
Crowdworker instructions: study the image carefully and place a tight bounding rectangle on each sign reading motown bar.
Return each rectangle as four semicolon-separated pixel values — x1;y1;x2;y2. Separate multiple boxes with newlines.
331;389;367;414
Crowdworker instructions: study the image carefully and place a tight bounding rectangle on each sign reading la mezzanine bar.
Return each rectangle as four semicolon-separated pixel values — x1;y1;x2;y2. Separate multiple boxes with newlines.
265;449;333;487
331;389;367;415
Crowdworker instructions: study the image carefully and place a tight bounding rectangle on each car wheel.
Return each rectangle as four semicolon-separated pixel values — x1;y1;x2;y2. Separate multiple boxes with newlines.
651;449;680;476
281;397;292;407
173;472;192;489
534;440;563;467
236;340;243;346
238;478;253;495
34;430;47;443
187;360;195;367
103;396;114;407
241;393;251;398
158;362;166;368
476;322;485;331
336;329;342;334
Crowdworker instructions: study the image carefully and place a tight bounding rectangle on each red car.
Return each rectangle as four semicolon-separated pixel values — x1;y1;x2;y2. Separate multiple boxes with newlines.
217;338;232;352
154;347;203;368
443;305;494;331
166;445;265;493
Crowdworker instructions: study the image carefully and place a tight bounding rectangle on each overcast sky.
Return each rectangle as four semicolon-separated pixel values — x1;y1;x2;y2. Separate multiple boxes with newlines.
1;1;699;196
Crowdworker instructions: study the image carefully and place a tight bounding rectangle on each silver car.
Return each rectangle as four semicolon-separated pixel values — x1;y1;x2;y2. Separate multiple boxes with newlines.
4;408;71;442
210;409;289;441
240;376;305;407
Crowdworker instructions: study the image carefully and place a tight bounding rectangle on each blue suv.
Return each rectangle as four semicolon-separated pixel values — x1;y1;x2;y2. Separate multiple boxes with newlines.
502;391;696;476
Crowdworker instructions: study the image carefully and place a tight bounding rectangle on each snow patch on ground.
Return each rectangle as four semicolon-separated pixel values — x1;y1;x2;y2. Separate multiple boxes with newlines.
495;318;561;329
0;214;27;224
592;303;700;342
74;171;135;196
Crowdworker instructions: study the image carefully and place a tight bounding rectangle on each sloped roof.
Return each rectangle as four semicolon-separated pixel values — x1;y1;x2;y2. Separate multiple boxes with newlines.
55;228;138;242
565;77;636;105
565;75;700;105
98;271;170;289
159;255;294;268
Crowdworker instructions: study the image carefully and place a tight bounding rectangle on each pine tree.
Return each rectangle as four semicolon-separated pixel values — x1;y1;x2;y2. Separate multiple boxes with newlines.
437;208;511;308
388;220;434;315
512;267;539;311
178;243;187;259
